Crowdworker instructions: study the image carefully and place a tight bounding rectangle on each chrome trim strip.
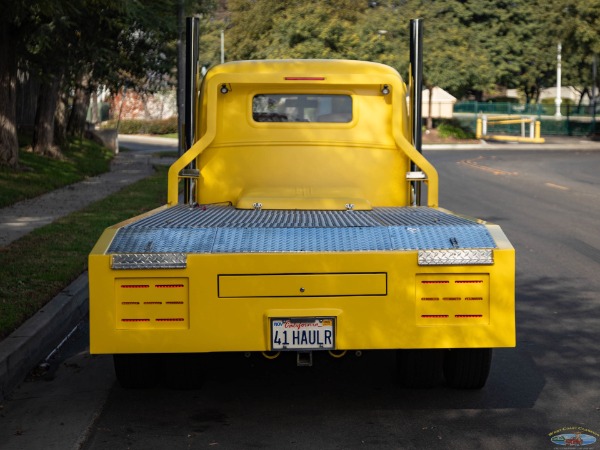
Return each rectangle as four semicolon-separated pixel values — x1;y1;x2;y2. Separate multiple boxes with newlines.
111;253;187;270
418;249;493;266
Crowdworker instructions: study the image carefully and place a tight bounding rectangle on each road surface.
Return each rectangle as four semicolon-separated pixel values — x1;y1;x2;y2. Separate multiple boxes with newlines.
1;148;598;450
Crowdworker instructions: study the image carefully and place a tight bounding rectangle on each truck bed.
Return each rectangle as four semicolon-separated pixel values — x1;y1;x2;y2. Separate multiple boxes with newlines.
107;205;496;257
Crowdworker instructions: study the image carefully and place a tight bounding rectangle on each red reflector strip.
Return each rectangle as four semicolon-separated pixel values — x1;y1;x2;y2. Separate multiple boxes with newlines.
121;302;140;305
121;285;149;289
443;297;461;301
121;318;150;322
421;297;439;301
465;297;483;301
166;301;184;304
455;314;483;318
143;302;162;305
421;315;449;318
156;318;185;322
455;280;483;284
284;77;325;81
421;280;449;284
155;284;184;289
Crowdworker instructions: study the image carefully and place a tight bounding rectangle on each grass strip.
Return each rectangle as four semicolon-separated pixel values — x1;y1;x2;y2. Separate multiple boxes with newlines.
0;166;168;339
0;139;113;209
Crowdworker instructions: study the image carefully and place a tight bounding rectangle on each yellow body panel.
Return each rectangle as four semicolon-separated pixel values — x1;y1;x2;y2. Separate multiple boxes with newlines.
89;60;514;355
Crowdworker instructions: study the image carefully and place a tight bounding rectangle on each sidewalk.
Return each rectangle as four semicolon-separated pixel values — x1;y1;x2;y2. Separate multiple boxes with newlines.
0;150;160;247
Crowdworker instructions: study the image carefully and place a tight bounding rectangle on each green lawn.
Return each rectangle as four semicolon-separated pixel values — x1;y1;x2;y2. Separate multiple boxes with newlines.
0;165;168;339
0;139;113;209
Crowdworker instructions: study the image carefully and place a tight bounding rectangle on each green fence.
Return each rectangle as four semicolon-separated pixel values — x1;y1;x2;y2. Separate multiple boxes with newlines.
454;101;600;136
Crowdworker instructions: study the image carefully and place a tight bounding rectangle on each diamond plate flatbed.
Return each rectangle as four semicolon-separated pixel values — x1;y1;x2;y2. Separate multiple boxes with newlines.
107;205;496;254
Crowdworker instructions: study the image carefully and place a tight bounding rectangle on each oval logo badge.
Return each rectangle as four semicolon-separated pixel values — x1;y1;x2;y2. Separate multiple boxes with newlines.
551;432;597;446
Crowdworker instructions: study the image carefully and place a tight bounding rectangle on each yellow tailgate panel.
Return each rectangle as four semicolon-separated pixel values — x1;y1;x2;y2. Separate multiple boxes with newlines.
89;246;515;354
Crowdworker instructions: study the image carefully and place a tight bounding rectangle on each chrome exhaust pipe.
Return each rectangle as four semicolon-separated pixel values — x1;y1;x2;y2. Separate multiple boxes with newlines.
409;18;424;206
328;350;347;358
183;17;199;206
261;351;281;360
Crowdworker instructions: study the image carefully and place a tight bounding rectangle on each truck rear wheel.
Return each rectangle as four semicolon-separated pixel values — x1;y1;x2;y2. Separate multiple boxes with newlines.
113;354;161;389
396;349;443;388
443;348;492;389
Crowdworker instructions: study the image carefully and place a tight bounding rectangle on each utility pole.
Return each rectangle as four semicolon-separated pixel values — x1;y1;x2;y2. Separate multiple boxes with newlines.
593;55;597;128
555;42;562;118
221;30;225;64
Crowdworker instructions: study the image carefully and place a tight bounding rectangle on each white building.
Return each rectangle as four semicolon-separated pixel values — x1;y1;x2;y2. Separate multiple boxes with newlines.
422;87;457;118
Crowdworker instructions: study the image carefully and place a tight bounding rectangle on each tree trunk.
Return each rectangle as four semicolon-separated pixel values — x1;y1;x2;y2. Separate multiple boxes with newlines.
54;87;69;146
0;22;19;167
67;70;92;138
16;72;39;135
90;90;99;124
577;87;589;113
32;69;64;158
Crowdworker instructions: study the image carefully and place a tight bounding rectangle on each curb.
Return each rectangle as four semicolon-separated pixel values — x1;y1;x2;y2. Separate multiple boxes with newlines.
423;142;600;151
0;272;89;402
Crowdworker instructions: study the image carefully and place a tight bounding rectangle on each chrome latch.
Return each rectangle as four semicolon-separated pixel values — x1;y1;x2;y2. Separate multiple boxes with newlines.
345;203;354;211
253;202;263;211
179;168;200;179
406;171;426;180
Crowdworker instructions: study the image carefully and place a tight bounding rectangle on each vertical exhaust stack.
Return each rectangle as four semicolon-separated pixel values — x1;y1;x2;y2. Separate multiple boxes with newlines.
184;17;200;205
409;19;423;205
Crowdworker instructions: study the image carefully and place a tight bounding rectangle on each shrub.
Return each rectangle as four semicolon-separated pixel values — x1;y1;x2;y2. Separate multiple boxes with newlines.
436;119;476;139
101;117;178;135
486;96;520;103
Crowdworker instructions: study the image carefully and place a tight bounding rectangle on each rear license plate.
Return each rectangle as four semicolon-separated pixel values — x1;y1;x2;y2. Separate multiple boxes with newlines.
271;317;335;351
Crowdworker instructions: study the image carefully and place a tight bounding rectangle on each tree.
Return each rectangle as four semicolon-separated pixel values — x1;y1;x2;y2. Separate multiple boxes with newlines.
0;0;215;166
560;0;600;105
226;0;366;61
29;9;79;157
0;13;20;167
0;0;65;166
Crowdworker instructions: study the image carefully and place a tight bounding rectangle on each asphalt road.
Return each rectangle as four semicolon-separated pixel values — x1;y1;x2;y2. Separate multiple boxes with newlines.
1;149;599;449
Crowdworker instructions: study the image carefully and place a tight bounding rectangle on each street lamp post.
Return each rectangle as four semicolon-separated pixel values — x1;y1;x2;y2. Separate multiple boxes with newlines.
555;42;562;118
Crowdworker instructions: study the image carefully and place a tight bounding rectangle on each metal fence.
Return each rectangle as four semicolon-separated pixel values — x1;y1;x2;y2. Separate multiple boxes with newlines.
454;101;600;136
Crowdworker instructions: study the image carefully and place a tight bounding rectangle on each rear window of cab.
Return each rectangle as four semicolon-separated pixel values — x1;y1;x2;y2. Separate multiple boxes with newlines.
252;94;352;123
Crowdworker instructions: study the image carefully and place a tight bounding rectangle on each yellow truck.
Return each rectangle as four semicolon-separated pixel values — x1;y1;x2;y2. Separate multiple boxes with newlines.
89;19;514;389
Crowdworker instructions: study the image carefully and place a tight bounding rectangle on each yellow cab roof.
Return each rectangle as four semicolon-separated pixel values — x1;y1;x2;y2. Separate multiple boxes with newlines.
203;59;403;84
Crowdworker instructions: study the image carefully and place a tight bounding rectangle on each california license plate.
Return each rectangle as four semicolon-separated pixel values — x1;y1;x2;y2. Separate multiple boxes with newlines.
270;317;335;351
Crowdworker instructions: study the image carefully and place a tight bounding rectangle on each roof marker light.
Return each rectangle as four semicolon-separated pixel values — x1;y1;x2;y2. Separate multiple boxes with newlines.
284;77;325;81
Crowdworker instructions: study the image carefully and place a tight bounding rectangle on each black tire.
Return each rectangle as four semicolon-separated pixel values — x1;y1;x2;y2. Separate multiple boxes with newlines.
162;353;205;390
113;354;161;389
396;349;443;388
443;348;492;389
